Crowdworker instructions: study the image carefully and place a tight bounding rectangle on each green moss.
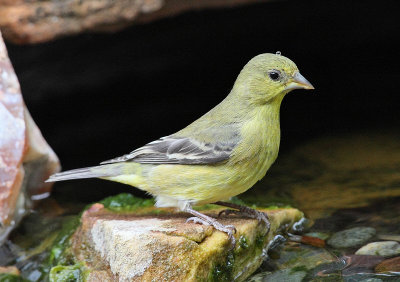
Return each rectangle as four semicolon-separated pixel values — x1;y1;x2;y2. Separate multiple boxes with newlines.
100;193;154;212
147;208;168;215
49;264;85;282
210;252;235;282
255;234;265;249
48;216;80;266
0;274;28;282
238;235;249;250
46;218;88;282
290;265;308;273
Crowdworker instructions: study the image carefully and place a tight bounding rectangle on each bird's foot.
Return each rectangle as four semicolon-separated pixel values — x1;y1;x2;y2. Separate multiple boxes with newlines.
184;208;237;248
216;201;271;234
187;216;237;247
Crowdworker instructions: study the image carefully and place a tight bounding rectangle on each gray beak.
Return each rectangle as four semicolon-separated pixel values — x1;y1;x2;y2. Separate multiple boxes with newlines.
285;72;315;91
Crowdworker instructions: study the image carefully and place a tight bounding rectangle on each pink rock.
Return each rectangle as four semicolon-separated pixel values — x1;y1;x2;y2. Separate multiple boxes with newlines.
0;0;273;44
0;31;60;243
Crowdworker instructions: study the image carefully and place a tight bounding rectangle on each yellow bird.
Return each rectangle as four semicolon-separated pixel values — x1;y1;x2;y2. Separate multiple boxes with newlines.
47;53;314;246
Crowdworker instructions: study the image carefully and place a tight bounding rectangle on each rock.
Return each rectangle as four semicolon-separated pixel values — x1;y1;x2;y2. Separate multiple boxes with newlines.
0;0;273;44
340;255;384;275
288;234;326;248
0;31;60;244
50;195;304;281
247;239;337;281
273;242;336;270
247;268;306;282
375;256;400;273
0;266;20;276
304;232;330;241
377;234;400;242
356;241;400;258
327;227;376;248
0;266;22;281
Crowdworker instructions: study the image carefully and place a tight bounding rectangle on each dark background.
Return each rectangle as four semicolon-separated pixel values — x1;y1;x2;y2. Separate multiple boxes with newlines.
5;0;400;202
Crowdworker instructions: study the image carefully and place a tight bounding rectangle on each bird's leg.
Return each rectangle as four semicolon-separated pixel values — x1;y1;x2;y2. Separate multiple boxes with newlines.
184;205;237;248
215;201;271;233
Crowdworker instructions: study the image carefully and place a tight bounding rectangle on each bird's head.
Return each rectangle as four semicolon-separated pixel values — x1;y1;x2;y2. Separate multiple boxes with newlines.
234;53;314;105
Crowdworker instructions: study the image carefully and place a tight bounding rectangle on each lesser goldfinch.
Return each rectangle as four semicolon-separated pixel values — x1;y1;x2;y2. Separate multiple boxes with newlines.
47;53;314;246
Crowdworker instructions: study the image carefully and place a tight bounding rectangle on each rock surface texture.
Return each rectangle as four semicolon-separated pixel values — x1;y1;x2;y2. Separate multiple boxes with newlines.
0;0;272;44
356;241;400;258
0;31;60;244
64;203;303;281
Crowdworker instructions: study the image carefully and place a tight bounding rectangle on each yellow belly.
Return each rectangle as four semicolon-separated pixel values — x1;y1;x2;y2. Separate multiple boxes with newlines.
107;103;282;206
107;144;278;206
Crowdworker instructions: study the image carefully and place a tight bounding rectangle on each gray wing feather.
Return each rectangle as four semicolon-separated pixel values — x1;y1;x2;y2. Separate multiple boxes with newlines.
101;135;238;165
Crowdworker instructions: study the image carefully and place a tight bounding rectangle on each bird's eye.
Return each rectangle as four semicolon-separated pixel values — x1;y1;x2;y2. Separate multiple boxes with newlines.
268;70;281;81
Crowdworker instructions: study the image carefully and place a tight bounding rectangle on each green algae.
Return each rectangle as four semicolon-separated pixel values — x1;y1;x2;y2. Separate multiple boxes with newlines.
290;265;309;273
49;264;85;282
238;235;249;250
26;216;83;282
48;216;80;266
210;252;235;282
255;234;265;249
99;193;154;212
0;274;28;282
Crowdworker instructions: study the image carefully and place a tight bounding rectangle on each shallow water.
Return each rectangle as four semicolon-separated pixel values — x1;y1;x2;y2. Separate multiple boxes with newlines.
2;131;400;281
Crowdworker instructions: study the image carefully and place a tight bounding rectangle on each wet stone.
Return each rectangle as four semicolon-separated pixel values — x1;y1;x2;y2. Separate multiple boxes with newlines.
247;268;306;282
341;255;384;276
327;227;376;249
273;242;336;270
304;232;330;241
359;279;383;282
59;198;304;282
356;241;400;258
374;256;400;273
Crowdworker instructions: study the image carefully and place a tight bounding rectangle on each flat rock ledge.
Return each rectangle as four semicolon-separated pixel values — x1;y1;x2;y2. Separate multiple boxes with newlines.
64;203;303;281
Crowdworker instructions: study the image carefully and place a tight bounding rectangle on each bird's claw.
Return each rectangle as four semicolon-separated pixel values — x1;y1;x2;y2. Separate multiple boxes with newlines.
218;209;240;218
218;207;270;234
186;216;237;248
186;216;211;225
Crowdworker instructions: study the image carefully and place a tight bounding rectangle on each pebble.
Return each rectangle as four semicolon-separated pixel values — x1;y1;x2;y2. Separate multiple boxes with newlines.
327;227;376;248
247;269;306;282
375;256;400;273
356;241;400;257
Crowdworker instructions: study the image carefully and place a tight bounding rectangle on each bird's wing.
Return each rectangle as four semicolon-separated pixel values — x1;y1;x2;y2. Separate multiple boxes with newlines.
100;135;238;165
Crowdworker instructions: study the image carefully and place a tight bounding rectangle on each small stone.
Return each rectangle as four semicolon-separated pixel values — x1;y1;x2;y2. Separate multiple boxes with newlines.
0;266;20;275
341;255;384;275
327;227;376;248
377;234;400;242
375;256;400;273
304;232;330;241
248;269;306;282
356;241;400;257
274;242;335;270
246;271;272;282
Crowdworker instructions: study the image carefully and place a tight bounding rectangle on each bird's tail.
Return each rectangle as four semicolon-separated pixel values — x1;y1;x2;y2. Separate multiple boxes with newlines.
46;163;127;182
